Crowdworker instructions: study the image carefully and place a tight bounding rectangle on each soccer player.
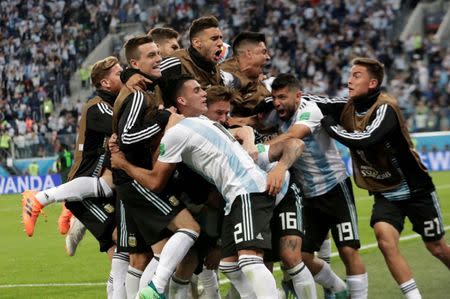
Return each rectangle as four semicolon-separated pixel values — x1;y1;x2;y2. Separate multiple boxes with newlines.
320;57;450;299
267;74;368;299
148;27;180;57
111;74;305;299
204;85;232;125
158;16;224;92
162;78;223;299
21;56;128;298
112;36;199;299
123;27;181;94
219;31;272;117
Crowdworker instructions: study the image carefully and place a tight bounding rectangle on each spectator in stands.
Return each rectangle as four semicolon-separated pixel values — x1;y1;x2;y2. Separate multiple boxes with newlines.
27;160;39;176
1;0;448;168
56;143;73;182
79;65;91;89
0;0;122;161
0;127;11;162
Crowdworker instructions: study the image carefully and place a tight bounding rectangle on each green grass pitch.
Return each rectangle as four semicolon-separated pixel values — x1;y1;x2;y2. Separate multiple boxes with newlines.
1;172;450;298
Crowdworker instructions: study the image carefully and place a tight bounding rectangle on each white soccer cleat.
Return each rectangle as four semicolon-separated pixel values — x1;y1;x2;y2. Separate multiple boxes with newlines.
65;217;86;256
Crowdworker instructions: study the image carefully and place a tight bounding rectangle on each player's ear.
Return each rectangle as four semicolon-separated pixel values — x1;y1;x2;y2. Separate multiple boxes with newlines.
192;37;201;50
177;96;185;106
369;78;378;89
129;58;138;69
100;78;110;89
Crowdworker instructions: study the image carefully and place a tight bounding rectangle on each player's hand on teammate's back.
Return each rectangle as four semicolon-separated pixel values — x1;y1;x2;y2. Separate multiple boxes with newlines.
166;106;178;113
165;113;184;131
111;150;127;170
126;73;152;92
108;133;119;153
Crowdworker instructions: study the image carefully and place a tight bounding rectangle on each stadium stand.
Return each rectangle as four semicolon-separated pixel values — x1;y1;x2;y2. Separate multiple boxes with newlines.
0;0;449;173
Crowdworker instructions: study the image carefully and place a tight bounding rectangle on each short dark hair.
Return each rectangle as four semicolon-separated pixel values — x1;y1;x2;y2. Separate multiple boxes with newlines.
351;57;385;87
164;73;196;107
232;31;266;56
189;16;219;42
206;86;236;106
271;73;301;92
124;35;154;63
91;56;119;88
148;27;179;44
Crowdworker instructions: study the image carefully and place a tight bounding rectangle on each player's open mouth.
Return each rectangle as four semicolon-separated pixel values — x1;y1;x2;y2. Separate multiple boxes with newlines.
214;49;222;61
276;108;285;115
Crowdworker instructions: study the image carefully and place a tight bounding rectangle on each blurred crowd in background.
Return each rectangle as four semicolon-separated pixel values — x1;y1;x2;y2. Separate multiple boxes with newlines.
0;0;448;162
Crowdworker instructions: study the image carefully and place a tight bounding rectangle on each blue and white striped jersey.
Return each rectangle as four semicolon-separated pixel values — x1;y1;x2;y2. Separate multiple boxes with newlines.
158;116;268;215
276;99;348;198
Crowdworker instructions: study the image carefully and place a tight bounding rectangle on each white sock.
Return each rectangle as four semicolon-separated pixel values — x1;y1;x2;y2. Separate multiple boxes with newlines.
238;254;277;298
35;177;113;206
400;279;421;299
168;275;190;299
347;272;368;299
313;262;347;293
106;274;113;299
111;252;129;299
287;262;317;299
198;268;220;299
139;255;160;291
219;261;256;299
317;239;332;264
152;229;198;293
126;266;142;299
190;274;199;299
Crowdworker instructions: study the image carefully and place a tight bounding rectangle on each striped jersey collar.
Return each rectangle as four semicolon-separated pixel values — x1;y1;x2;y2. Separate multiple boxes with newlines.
96;89;116;106
353;87;381;113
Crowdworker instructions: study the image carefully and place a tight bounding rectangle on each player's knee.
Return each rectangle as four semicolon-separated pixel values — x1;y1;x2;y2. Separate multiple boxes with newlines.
280;250;302;268
337;246;353;263
376;238;397;256
170;213;201;235
279;237;302;267
129;253;151;270
188;221;201;235
426;240;449;260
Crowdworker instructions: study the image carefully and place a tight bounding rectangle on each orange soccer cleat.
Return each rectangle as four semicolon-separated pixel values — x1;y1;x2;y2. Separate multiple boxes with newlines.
58;205;73;235
21;190;45;237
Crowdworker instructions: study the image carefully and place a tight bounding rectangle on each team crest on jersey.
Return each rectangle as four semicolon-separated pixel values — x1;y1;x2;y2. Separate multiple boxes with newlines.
128;235;137;247
298;112;311;121
256;143;267;153
159;143;166;156
168;196;179;206
103;204;114;213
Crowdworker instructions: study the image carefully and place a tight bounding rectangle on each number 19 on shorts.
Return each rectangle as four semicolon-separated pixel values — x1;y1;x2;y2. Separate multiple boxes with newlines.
336;222;354;242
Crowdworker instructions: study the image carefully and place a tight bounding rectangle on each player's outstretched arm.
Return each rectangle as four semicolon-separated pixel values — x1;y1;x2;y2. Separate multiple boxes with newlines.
269;137;305;166
321;104;398;149
111;150;176;192
267;123;311;145
109;133;177;192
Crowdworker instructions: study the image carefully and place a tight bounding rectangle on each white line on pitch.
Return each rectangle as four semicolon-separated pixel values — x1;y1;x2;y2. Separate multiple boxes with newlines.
1;225;449;289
